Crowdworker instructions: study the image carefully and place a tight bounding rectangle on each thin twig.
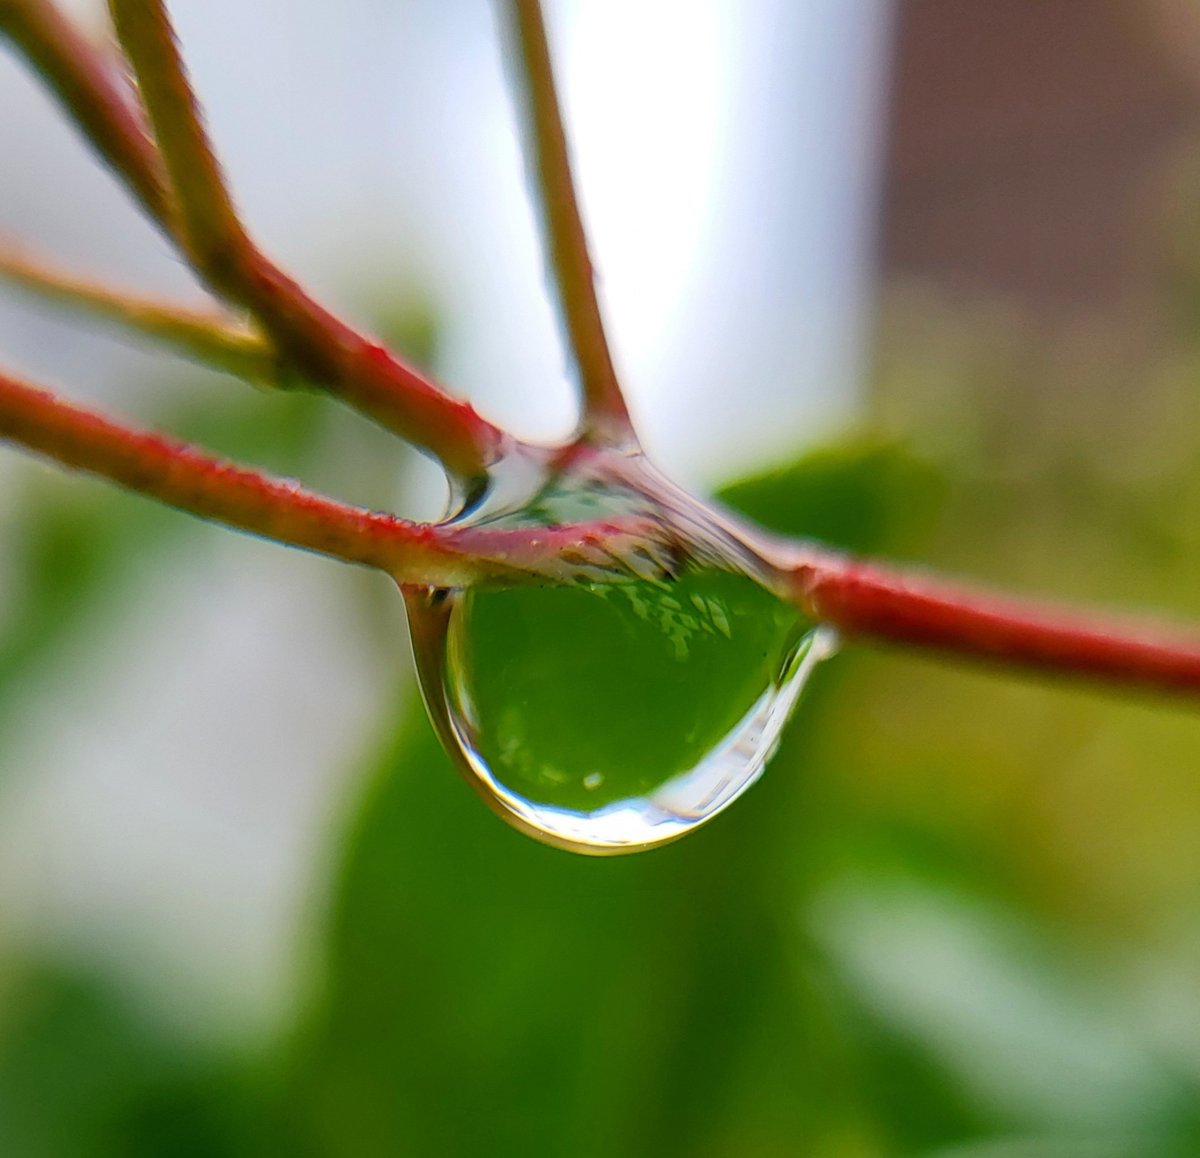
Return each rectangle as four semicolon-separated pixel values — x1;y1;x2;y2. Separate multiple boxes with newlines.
505;0;634;444
785;555;1200;697
7;0;1200;703
0;367;668;586
3;0;508;480
104;0;509;481
105;0;509;481
5;363;1200;698
0;0;173;228
0;245;279;384
0;367;460;576
104;0;246;284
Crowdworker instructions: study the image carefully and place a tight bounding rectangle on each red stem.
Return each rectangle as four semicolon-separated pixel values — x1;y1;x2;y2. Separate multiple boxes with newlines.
5;364;1200;698
6;1;1200;702
0;369;662;586
506;0;634;443
0;0;171;224
0;369;457;577
105;0;508;481
2;0;507;480
791;557;1200;696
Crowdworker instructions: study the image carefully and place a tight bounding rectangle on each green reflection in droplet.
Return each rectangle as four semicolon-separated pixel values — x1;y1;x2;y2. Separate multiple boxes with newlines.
447;566;803;814
406;452;835;853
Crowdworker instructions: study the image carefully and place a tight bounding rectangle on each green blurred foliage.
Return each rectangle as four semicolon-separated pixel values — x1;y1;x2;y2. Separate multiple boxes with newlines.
269;441;987;1158
259;429;1200;1158
5;301;1200;1157
0;964;253;1158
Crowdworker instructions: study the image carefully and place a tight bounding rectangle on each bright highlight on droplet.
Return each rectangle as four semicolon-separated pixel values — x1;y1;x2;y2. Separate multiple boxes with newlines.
409;563;833;855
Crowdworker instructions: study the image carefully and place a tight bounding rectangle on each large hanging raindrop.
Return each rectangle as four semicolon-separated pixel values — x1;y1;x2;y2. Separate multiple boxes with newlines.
405;453;835;854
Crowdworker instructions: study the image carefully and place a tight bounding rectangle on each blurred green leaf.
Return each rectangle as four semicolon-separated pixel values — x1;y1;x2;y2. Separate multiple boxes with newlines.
5;413;1200;1158
264;434;1200;1156
718;437;946;555
0;963;254;1158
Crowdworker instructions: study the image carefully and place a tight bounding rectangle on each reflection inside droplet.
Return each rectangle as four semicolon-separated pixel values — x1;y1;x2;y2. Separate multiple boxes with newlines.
407;563;835;855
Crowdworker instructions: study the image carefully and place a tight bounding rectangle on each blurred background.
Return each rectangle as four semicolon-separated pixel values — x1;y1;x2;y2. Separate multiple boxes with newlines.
3;1;1200;1154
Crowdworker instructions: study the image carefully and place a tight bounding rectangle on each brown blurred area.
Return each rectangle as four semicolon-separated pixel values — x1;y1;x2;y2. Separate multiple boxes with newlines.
852;1;1200;959
880;0;1200;317
870;0;1200;574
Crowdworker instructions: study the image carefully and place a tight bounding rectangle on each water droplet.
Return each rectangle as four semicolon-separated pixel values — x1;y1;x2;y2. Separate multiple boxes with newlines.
406;563;835;855
403;451;836;854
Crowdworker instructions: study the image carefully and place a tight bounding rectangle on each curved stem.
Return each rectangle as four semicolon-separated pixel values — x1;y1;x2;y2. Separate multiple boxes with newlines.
0;368;461;578
7;0;1200;703
505;0;634;444
106;0;508;482
104;0;244;282
2;0;508;480
5;362;1200;699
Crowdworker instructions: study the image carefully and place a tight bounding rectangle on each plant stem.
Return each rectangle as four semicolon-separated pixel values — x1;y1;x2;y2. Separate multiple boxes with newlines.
4;364;1200;697
7;0;1200;703
0;368;456;576
104;0;244;283
0;368;670;587
0;0;172;226
786;555;1200;696
0;245;278;384
505;0;634;444
2;0;508;481
105;0;508;482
